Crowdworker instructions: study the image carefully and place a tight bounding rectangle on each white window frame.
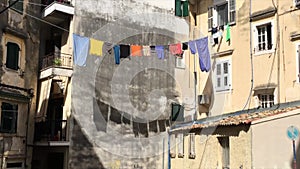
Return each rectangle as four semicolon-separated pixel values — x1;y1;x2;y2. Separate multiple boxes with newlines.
208;0;236;31
296;43;300;83
253;20;275;55
214;59;232;92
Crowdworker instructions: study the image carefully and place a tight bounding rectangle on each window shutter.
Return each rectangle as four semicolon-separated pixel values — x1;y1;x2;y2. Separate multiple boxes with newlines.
216;63;223;91
208;6;213;30
189;133;195;158
170;134;176;158
6;42;20;70
177;133;184;158
12;105;18;133
228;0;236;23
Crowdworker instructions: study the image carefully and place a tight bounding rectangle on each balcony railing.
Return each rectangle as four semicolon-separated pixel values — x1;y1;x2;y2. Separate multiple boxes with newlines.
34;119;68;142
40;52;72;70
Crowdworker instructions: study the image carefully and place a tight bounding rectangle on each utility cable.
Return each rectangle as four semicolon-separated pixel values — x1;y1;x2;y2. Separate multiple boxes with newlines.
11;7;69;32
0;0;19;15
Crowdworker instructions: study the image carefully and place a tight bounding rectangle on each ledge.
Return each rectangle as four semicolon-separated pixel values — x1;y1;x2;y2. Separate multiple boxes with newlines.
290;32;300;41
250;7;277;22
212;49;234;58
3;27;28;39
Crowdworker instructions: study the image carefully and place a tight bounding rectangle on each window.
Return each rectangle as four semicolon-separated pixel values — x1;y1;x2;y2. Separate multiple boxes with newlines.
188;133;195;159
177;133;184;158
219;137;230;169
1;102;18;133
258;94;274;108
7;162;23;168
208;0;236;30
217;3;228;27
6;42;20;70
297;44;300;82
9;0;24;14
215;60;231;91
256;23;272;52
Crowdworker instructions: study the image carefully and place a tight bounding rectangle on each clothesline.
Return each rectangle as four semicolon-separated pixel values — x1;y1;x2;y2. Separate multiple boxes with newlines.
73;33;212;72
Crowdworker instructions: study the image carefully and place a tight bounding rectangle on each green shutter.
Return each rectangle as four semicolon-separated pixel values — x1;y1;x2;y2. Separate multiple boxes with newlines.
6;42;20;70
182;1;189;17
171;103;184;122
175;0;182;17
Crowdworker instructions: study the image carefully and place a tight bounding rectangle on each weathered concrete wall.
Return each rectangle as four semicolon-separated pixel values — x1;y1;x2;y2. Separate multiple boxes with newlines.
0;0;40;168
71;0;188;168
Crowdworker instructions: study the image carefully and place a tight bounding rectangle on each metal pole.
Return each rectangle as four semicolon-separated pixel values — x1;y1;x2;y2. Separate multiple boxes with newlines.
293;139;297;169
162;138;165;169
168;133;171;169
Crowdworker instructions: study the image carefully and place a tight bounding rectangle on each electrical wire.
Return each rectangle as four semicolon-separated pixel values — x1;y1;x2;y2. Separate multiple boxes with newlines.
11;7;70;32
0;0;19;15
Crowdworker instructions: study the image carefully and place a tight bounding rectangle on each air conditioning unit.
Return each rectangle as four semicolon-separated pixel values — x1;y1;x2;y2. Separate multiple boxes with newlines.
198;95;210;105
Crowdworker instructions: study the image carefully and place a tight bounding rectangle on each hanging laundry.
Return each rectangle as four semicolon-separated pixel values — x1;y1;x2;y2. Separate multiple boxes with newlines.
182;42;188;50
195;37;211;72
188;40;197;54
143;46;151;56
102;42;113;55
150;46;156;56
113;45;120;64
169;43;182;56
155;46;165;59
130;45;143;57
73;34;89;66
120;45;130;58
226;23;231;42
89;38;104;56
212;26;219;45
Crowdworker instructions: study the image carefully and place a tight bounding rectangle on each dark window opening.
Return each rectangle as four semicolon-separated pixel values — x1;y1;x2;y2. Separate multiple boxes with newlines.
1;102;18;133
7;162;22;168
6;42;20;70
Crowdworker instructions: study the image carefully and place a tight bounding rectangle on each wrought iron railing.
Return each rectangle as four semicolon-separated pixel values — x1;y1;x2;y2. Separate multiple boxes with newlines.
34;119;68;142
40;52;72;70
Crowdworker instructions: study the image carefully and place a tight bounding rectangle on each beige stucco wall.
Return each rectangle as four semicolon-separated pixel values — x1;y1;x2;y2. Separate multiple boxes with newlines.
182;0;300;118
251;109;300;168
171;125;251;169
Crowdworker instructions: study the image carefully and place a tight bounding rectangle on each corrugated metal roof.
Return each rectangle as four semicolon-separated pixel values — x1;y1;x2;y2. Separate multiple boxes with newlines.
171;102;300;132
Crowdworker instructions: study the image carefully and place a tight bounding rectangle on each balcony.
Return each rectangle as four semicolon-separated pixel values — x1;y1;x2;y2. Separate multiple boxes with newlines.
39;52;73;79
42;0;74;24
34;119;69;146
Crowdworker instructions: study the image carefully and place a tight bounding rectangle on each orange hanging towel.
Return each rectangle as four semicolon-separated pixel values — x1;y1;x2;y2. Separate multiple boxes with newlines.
130;45;143;56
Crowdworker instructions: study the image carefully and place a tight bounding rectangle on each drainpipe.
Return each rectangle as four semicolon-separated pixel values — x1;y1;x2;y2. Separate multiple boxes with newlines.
276;0;280;105
25;89;33;169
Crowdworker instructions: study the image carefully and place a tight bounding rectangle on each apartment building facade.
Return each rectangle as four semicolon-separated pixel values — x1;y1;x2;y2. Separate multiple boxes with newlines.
31;0;190;169
0;0;40;168
170;0;300;168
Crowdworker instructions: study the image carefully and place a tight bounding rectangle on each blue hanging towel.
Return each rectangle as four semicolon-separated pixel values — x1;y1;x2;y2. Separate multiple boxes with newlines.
73;34;89;66
113;45;120;64
155;45;165;59
188;40;197;54
196;37;211;72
